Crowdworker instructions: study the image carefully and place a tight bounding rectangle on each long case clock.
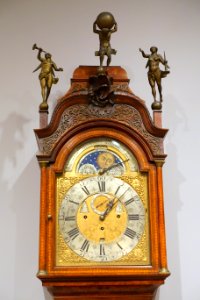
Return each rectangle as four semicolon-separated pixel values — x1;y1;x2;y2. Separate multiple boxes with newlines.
34;66;170;299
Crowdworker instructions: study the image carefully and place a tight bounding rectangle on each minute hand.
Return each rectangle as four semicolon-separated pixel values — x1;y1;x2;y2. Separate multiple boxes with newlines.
99;187;129;221
99;158;129;175
99;196;117;221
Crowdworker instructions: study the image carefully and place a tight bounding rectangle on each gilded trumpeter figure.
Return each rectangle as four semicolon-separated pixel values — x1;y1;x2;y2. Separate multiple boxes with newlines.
33;43;63;109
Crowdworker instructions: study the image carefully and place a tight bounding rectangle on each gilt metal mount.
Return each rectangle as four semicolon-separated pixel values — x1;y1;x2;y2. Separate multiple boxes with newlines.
32;43;63;111
139;46;170;110
93;12;117;74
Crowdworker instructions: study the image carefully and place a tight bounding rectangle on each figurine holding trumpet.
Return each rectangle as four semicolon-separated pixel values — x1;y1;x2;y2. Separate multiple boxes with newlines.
32;43;63;110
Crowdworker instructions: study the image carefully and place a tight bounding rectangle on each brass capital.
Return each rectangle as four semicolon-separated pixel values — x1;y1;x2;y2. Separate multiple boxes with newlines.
159;268;171;275
155;160;165;167
37;270;48;276
39;161;49;168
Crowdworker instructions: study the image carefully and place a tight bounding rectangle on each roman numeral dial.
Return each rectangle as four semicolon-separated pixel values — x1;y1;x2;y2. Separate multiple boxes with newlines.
59;175;145;262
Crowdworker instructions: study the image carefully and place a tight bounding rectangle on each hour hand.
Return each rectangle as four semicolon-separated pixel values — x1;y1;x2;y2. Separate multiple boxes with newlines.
99;197;117;221
99;187;129;221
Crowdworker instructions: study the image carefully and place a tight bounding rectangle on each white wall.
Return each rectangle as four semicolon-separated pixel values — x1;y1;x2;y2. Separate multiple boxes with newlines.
1;1;199;299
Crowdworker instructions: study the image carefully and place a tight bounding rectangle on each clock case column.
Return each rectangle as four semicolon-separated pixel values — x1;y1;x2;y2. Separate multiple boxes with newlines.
34;66;170;299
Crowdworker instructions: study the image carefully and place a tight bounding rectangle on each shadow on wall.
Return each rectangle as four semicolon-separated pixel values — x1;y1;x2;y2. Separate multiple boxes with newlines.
0;112;43;299
0;113;29;189
155;94;187;300
11;156;41;299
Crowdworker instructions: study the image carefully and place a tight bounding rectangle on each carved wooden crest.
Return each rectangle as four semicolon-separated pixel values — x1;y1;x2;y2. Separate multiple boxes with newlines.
88;73;114;107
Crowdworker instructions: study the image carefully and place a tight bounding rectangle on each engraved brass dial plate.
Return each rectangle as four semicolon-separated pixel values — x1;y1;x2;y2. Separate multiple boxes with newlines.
56;138;150;266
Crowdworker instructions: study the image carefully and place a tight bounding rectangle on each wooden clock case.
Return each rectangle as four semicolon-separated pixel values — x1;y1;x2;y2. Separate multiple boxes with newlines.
34;66;170;299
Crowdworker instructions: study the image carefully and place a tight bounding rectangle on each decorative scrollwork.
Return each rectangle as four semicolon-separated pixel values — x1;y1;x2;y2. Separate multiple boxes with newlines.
38;103;163;156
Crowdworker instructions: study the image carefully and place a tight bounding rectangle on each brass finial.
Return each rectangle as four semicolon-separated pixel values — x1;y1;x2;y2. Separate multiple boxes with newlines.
139;46;170;110
32;43;63;111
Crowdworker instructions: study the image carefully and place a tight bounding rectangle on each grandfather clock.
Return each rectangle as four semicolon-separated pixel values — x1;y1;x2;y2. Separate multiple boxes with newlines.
34;12;170;300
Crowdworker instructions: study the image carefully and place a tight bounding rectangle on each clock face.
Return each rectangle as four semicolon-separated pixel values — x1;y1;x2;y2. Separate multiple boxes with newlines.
59;176;145;262
56;138;150;266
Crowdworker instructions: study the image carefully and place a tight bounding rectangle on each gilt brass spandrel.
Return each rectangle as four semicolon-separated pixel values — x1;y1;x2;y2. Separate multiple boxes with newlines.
119;173;150;264
119;231;149;264
56;175;89;265
121;174;148;206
